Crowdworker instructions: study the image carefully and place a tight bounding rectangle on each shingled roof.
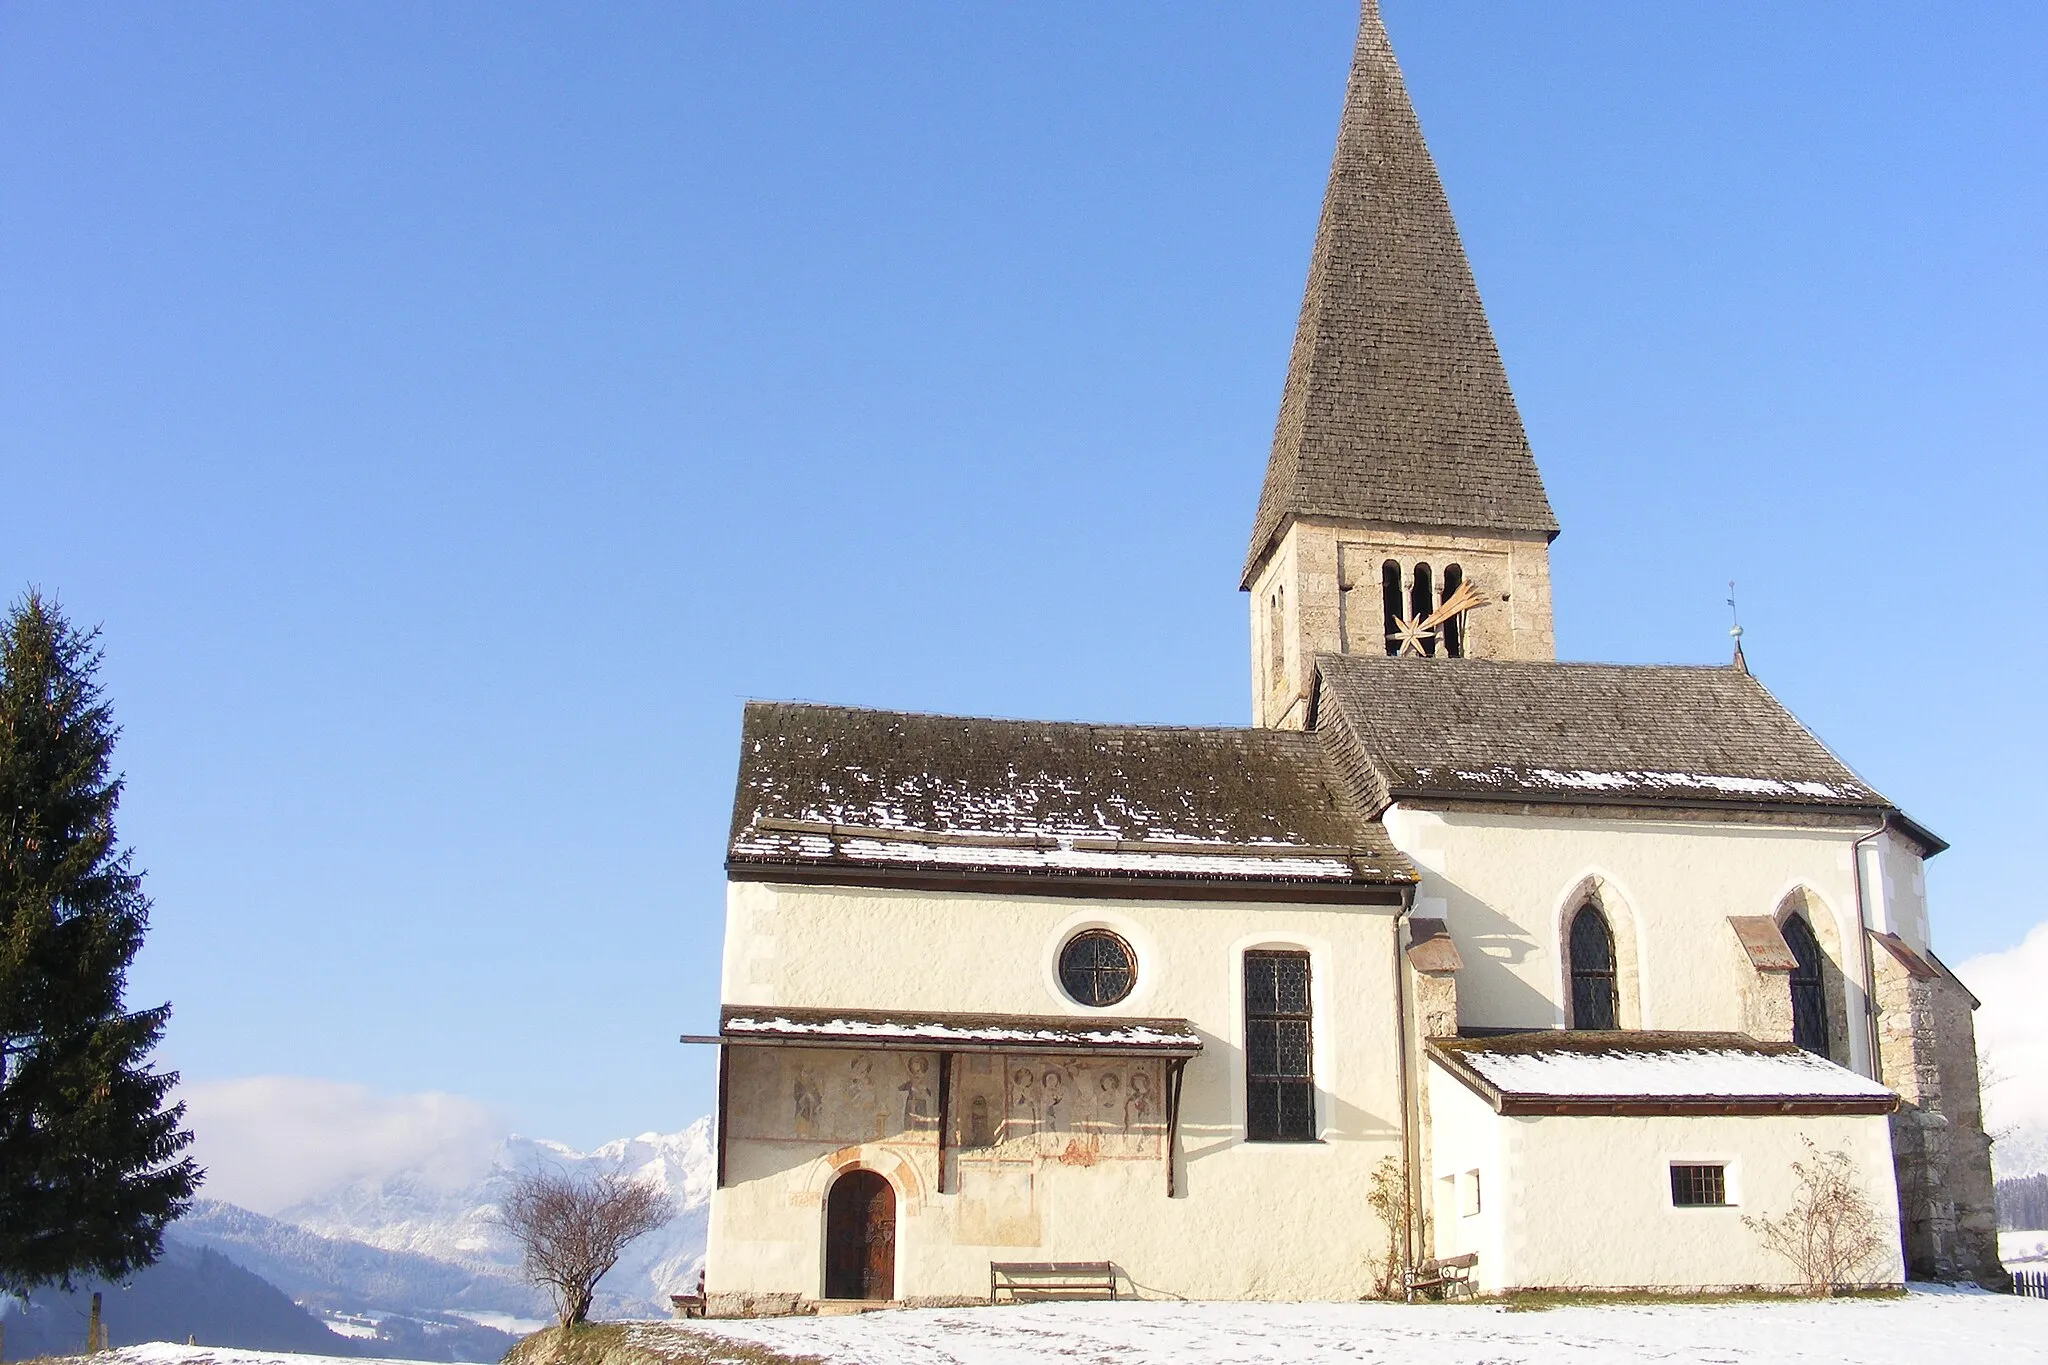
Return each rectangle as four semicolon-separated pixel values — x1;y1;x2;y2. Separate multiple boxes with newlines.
729;702;1414;892
1427;1032;1898;1116
1312;654;1927;831
1242;0;1556;587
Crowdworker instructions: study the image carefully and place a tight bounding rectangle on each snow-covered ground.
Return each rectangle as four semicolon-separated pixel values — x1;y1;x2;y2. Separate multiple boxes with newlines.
657;1290;2047;1365
2003;1230;2048;1266
105;1348;438;1365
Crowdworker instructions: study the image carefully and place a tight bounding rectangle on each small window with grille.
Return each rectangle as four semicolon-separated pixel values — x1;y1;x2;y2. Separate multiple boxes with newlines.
1670;1163;1727;1207
1244;949;1316;1142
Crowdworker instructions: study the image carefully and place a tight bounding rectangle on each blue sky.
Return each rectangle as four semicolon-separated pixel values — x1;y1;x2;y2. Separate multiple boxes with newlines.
3;3;2043;1153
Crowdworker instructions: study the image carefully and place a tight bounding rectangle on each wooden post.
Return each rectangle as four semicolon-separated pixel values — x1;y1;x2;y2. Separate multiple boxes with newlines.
714;1043;730;1190
1164;1058;1188;1197
935;1052;953;1194
87;1291;103;1353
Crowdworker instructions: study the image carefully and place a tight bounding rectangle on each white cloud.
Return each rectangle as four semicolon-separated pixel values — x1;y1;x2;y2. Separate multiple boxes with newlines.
180;1076;503;1215
1960;922;2048;1144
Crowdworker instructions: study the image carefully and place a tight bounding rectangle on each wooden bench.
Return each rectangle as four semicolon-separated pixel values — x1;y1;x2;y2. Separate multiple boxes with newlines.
670;1270;707;1318
1403;1252;1477;1302
989;1261;1118;1303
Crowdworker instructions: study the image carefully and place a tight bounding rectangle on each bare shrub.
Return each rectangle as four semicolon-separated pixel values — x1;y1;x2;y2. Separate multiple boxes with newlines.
1742;1137;1893;1296
494;1167;676;1327
1362;1155;1411;1299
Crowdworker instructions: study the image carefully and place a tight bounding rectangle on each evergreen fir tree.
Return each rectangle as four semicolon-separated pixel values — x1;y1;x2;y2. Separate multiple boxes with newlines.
0;591;198;1293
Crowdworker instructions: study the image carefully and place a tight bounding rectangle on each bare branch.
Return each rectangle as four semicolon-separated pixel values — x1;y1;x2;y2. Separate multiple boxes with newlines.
1742;1137;1893;1296
491;1166;676;1328
1361;1156;1410;1300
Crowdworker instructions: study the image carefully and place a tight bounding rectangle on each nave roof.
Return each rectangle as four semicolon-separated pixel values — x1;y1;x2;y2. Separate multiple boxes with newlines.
1312;653;1937;846
728;701;1415;893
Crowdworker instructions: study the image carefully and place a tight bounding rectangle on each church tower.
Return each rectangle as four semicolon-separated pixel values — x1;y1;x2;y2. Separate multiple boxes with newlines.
1246;1;1559;729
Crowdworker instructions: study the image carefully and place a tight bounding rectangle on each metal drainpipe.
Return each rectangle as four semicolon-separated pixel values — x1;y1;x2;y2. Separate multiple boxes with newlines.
1391;884;1417;1279
1850;815;1890;1083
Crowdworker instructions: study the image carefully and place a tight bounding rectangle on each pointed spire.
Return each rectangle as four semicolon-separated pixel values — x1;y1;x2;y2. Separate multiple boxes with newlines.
1242;0;1558;587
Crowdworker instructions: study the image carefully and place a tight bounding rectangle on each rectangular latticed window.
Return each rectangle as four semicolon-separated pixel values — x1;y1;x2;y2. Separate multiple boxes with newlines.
1670;1164;1727;1207
1245;950;1315;1141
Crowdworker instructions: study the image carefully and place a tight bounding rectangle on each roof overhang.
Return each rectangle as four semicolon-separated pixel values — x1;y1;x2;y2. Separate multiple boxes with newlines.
726;860;1410;905
1385;790;1949;856
1387;787;1891;824
716;1006;1205;1058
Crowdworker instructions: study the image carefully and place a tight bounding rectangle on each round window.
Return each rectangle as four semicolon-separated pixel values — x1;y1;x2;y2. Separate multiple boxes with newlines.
1058;929;1137;1008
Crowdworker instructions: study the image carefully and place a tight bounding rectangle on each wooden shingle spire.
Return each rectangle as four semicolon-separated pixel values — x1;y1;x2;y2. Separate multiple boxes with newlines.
1242;0;1557;588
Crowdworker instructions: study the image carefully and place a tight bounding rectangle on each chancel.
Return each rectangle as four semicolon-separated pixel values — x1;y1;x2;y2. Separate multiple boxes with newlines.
696;1;2000;1309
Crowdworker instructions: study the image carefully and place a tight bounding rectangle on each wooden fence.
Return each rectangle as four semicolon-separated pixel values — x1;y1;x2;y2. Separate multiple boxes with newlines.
2015;1269;2048;1300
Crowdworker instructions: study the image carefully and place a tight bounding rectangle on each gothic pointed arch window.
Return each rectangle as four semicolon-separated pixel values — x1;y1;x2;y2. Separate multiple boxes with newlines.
1783;914;1830;1056
1568;906;1618;1030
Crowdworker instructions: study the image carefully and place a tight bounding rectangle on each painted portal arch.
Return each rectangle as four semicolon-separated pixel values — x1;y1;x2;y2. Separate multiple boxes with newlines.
823;1167;895;1301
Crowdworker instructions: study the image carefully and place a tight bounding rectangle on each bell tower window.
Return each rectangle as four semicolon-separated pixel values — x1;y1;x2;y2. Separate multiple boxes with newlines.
1380;561;1403;656
1409;562;1436;656
1441;564;1465;658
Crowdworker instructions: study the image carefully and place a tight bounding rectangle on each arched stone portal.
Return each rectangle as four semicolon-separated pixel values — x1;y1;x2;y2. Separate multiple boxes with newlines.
824;1169;895;1301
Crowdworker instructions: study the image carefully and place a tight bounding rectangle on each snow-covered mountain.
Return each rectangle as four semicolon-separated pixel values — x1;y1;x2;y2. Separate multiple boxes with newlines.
172;1201;536;1320
1995;1121;2048;1181
270;1119;714;1318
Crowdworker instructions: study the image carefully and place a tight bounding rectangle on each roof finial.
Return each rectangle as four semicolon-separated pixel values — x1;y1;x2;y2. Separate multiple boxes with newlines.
1727;581;1748;674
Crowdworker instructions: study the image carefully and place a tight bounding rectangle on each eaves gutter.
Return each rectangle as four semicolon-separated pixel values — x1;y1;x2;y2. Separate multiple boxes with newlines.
724;859;1413;905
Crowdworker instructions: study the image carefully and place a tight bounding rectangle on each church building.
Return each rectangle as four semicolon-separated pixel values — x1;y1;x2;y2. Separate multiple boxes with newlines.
699;2;2000;1307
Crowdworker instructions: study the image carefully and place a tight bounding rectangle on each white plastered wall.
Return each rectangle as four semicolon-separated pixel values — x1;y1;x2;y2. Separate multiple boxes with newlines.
1427;1059;1902;1291
1864;828;1932;953
710;879;1409;1303
1382;805;1898;1078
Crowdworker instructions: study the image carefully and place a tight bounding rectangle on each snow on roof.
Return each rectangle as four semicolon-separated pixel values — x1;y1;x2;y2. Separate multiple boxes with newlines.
727;702;1416;889
731;829;1361;881
1428;766;1858;801
1312;656;1921;827
1428;1033;1897;1115
720;1006;1203;1055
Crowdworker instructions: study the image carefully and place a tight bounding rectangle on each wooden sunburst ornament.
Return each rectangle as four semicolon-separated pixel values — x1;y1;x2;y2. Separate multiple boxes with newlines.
1386;580;1493;656
1420;580;1490;632
1387;614;1434;655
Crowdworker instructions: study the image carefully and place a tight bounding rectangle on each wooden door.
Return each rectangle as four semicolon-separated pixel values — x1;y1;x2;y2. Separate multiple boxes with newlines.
824;1169;895;1300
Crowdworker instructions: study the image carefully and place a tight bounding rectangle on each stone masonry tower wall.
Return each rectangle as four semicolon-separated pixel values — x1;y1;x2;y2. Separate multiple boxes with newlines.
1250;520;1555;729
